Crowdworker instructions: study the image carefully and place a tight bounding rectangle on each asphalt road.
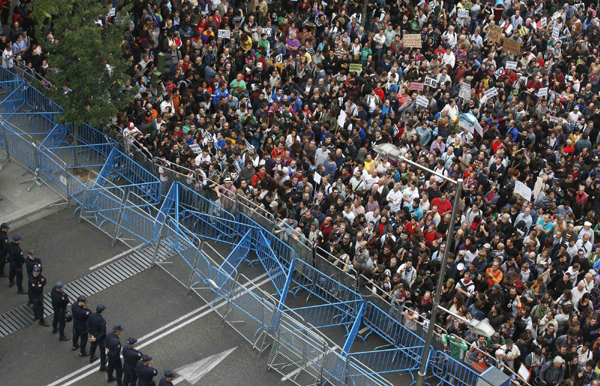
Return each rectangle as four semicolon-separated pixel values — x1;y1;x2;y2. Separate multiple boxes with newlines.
0;207;128;314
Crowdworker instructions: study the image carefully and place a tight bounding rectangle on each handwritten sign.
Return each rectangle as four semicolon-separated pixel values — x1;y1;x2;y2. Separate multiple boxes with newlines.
410;82;424;91
503;38;522;55
506;61;517;70
416;95;429;108
459;82;471;99
484;87;498;98
404;34;422;48
424;77;438;88
552;24;560;40
537;87;548;97
540;17;547;28
349;63;363;72
457;9;470;18
487;24;504;44
494;68;504;79
515;180;532;202
218;29;230;39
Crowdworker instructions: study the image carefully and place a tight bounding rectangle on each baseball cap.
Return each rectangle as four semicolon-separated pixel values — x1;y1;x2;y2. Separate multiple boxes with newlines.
12;235;21;241
28;250;35;255
96;304;107;312
55;281;65;290
0;223;9;229
141;355;152;361
164;370;178;378
113;324;123;332
33;266;41;274
126;337;137;344
77;295;87;302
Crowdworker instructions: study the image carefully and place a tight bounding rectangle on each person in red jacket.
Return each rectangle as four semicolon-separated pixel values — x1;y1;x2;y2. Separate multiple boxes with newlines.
251;164;267;187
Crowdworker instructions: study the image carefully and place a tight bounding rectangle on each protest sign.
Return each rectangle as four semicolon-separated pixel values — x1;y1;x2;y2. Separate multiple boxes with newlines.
487;24;504;43
459;82;471;99
494;68;504;79
218;29;230;39
519;27;528;37
506;61;517;70
484;87;498;98
515;181;532;202
276;54;283;63
416;95;429;108
349;63;363;72
457;9;469;18
410;82;424;91
552;24;560;39
540;17;547;28
424;77;438;88
404;34;422;48
502;38;521;55
537;87;548;97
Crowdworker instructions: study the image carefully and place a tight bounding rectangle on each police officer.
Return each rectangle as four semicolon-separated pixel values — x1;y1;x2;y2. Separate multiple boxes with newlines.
72;295;91;356
122;337;142;386
105;324;124;385
158;370;177;386
25;250;42;306
88;304;108;370
50;281;70;340
0;223;10;277
29;266;49;326
8;235;27;294
136;355;158;386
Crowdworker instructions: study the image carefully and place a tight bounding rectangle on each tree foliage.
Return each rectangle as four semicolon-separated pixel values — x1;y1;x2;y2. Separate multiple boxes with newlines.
33;0;133;127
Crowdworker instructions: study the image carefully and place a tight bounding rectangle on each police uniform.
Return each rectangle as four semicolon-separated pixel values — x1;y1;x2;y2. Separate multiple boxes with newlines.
158;370;177;386
72;296;91;355
122;338;142;386
88;305;108;369
105;325;124;385
0;223;9;276
8;235;26;293
24;250;42;305
50;282;70;339
136;356;158;386
29;267;47;325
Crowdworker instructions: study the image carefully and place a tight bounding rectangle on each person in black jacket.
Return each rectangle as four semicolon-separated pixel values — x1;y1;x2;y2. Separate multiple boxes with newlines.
88;304;108;370
29;265;48;326
0;222;9;277
72;295;91;357
136;355;158;386
25;250;42;306
8;234;27;294
122;337;142;386
105;324;124;385
50;282;70;341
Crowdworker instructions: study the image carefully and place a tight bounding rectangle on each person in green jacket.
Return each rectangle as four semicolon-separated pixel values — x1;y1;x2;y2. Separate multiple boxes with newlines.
442;334;469;361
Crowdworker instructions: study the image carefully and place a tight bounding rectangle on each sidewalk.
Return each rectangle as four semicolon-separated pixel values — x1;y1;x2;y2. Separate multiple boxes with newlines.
0;160;65;224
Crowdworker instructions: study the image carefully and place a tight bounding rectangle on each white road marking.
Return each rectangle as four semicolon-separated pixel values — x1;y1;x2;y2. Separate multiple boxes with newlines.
173;346;237;385
88;246;138;270
280;353;325;382
46;273;270;386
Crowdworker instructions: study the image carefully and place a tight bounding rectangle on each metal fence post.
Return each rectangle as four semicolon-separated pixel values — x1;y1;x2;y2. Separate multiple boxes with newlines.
151;215;169;267
111;191;130;246
186;244;202;295
0;120;10;170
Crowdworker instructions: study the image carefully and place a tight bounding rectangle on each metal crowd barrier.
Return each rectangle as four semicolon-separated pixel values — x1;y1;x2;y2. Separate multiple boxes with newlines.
221;229;253;276
429;350;480;386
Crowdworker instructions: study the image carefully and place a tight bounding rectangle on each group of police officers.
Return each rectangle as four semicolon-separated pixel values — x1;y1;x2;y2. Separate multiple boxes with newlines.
0;222;178;385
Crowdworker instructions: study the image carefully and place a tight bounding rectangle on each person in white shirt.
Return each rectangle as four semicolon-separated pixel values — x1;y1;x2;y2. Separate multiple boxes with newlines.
2;43;14;69
441;49;456;69
386;183;403;213
441;26;457;48
579;272;596;293
397;260;417;287
401;184;419;209
571;282;586;305
575;234;593;258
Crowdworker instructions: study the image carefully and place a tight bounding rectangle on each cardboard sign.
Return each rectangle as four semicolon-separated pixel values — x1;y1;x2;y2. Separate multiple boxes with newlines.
416;95;429;108
349;63;363;73
487;24;504;44
218;29;230;39
537;87;548;97
459;82;472;99
515;180;532;202
495;68;504;79
404;34;422;48
503;38;522;55
424;77;438;88
410;82;424;91
457;9;470;18
506;61;517;70
484;87;498;98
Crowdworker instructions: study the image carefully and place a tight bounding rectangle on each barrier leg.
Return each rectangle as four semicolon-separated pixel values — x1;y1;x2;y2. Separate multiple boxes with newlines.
0;121;10;170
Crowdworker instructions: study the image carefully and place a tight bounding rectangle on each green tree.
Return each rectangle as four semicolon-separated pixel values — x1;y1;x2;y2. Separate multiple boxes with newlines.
33;0;133;133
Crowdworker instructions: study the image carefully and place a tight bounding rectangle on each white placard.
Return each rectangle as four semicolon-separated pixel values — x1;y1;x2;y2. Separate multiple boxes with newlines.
540;17;547;28
474;120;483;137
108;8;116;17
189;144;202;154
459;118;474;134
265;28;272;37
416;95;429;108
494;68;504;79
537;87;548;97
60;175;68;186
549;116;559;123
218;29;231;39
313;172;322;184
424;77;438;88
552;24;560;40
484;87;498;98
515;180;532;202
337;109;347;128
518;364;531;382
276;54;283;63
457;9;469;18
459;82;471;99
506;61;517;70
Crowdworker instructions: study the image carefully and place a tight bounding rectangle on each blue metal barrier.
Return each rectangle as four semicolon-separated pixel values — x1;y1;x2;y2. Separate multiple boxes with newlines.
429;350;480;386
286;300;364;331
221;230;253;276
0;123;37;170
179;210;238;245
255;230;290;298
239;212;296;267
46;144;111;169
68;123;116;148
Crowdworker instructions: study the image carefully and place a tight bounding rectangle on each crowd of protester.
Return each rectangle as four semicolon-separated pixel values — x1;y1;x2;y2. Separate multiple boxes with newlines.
9;0;600;384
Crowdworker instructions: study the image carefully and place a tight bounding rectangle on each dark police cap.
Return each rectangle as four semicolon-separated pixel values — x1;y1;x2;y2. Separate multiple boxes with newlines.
96;304;107;312
164;370;178;378
12;234;21;241
0;222;9;229
77;295;87;302
113;324;123;331
126;337;137;345
141;355;152;361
